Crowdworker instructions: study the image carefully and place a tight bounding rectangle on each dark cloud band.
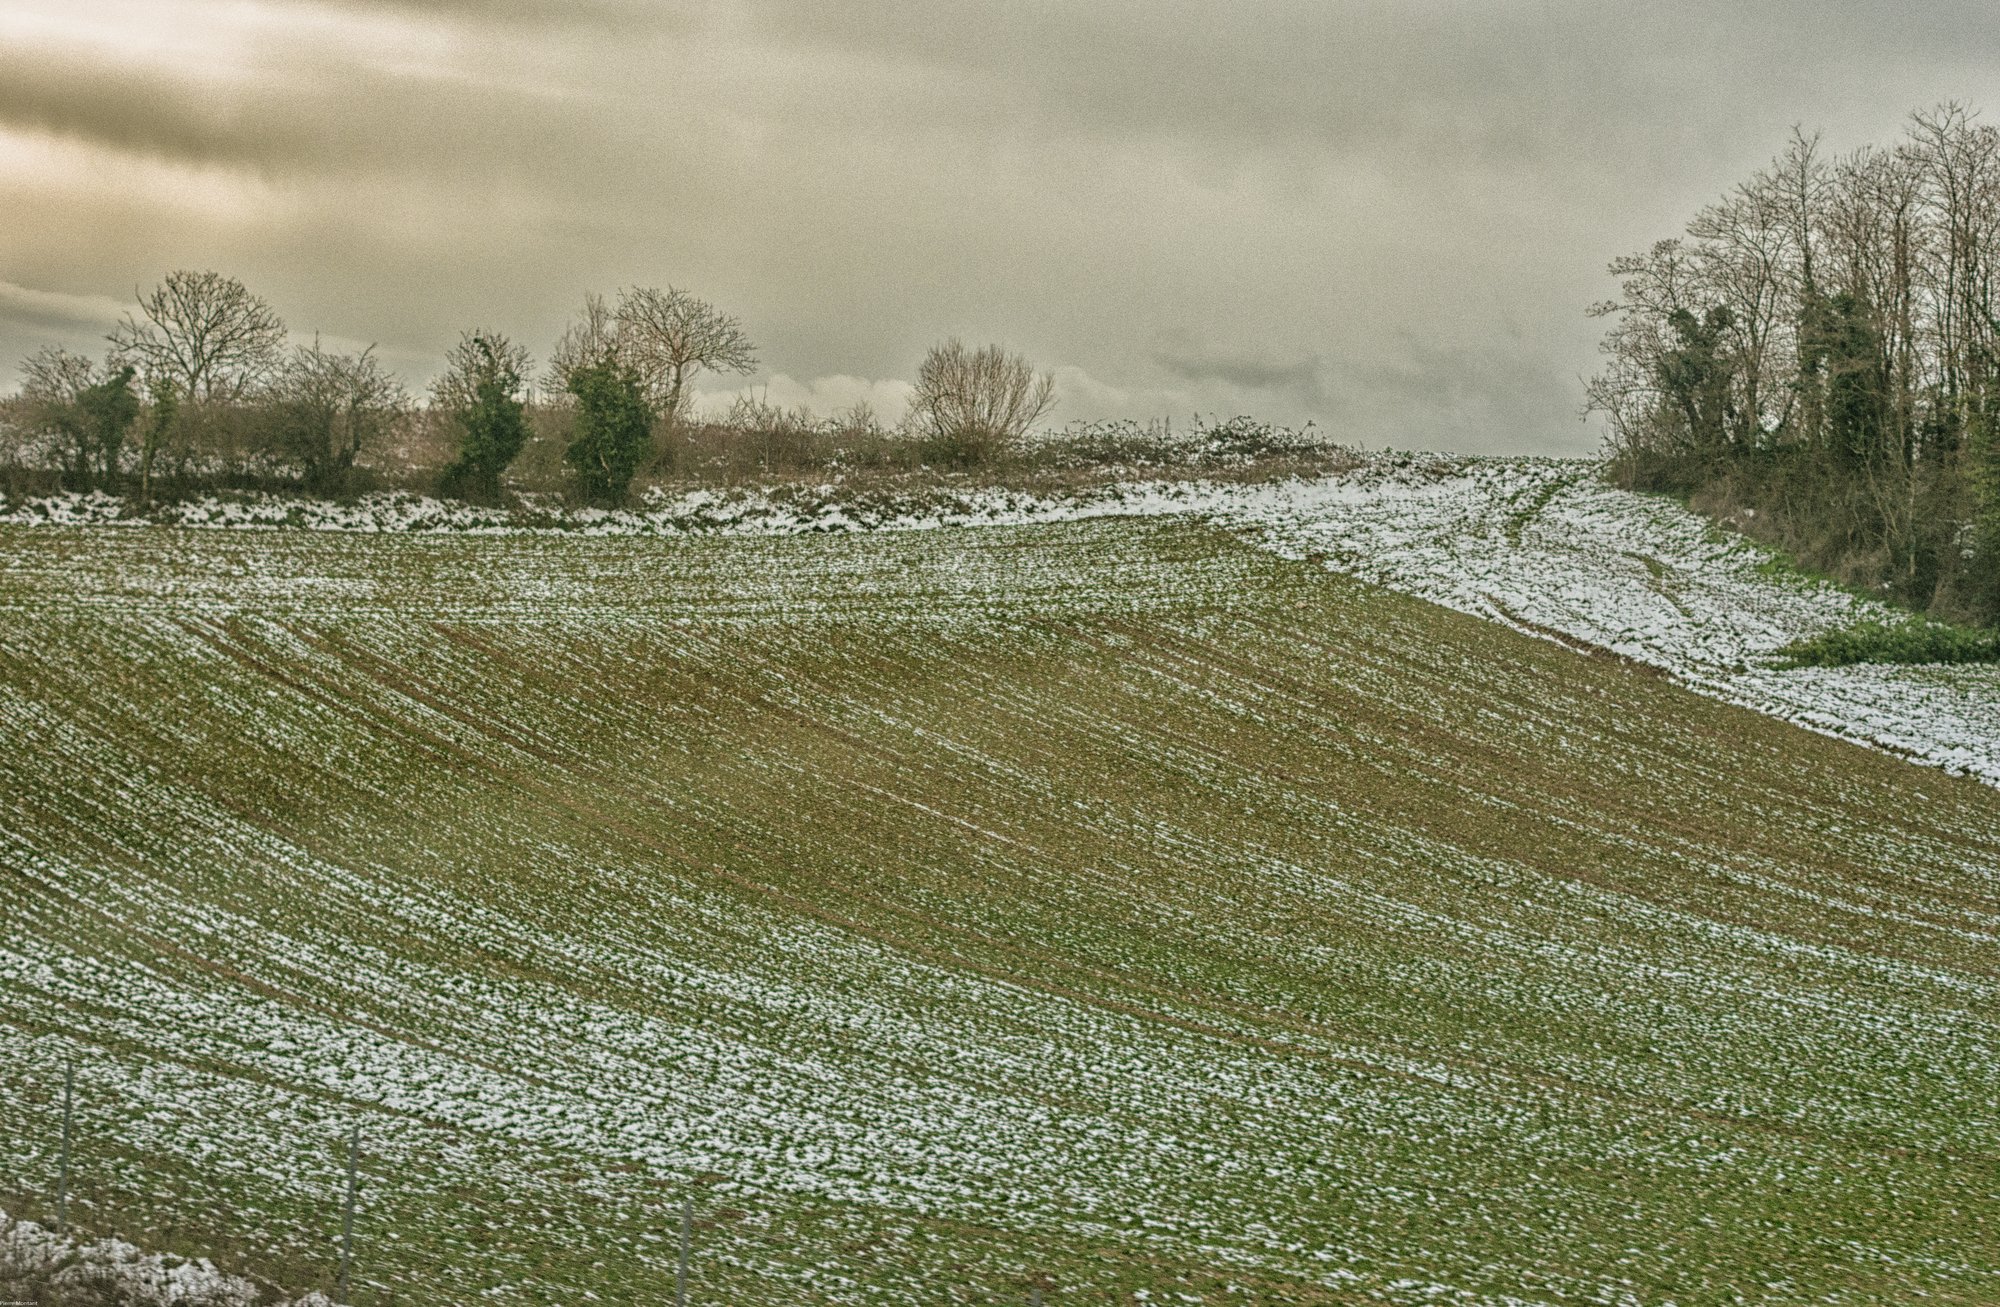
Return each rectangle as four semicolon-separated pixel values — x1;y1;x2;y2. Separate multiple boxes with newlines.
4;0;1998;451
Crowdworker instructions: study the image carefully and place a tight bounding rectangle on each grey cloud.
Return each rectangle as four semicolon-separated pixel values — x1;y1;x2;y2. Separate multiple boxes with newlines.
0;43;698;192
1323;341;1586;452
732;0;2000;165
321;0;644;20
1145;329;1584;453
4;1;1999;450
1152;333;1329;402
0;280;126;331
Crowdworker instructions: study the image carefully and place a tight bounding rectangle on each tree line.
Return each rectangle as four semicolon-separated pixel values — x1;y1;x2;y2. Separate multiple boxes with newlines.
3;273;1056;506
1590;102;2000;625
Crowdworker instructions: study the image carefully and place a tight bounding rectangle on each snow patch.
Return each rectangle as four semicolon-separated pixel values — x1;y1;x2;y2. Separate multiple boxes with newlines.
0;1207;332;1306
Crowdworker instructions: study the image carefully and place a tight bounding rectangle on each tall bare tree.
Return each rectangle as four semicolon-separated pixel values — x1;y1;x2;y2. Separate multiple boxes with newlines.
1693;153;1806;445
108;270;287;402
614;286;758;421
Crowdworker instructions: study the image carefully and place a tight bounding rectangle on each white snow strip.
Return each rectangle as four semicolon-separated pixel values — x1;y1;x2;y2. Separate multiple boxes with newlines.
0;1207;333;1307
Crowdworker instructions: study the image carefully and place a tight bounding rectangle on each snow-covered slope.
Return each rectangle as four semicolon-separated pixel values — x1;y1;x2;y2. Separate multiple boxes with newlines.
4;508;1998;1304
1213;460;2000;786
6;457;1995;783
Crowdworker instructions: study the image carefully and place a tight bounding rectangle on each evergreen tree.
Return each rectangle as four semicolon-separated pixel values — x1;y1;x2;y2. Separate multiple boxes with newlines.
564;360;653;504
76;365;140;492
136;376;179;508
1655;307;1735;455
436;333;531;502
1973;403;2000;615
1821;292;1890;471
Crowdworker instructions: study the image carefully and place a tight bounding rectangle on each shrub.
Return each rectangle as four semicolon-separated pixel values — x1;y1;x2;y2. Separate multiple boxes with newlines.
564;360;653;504
265;341;405;496
1778;619;2000;668
911;339;1054;467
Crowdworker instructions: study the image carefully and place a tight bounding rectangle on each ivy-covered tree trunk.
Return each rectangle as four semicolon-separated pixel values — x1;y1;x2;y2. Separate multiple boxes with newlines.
1822;293;1890;472
138;382;178;509
1656;307;1736;457
436;333;531;503
563;361;653;505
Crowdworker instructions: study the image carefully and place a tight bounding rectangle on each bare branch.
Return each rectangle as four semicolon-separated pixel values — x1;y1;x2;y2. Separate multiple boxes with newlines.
913;339;1056;451
614;286;758;420
108;270;286;402
542;287;757;421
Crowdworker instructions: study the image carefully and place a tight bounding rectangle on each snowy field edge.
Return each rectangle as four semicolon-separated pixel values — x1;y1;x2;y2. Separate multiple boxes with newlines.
6;455;1995;786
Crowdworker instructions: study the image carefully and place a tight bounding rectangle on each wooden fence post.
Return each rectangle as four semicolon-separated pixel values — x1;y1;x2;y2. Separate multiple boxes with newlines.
338;1125;359;1303
56;1059;74;1236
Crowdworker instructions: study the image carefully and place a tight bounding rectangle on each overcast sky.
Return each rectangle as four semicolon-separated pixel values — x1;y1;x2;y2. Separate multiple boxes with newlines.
4;1;1999;452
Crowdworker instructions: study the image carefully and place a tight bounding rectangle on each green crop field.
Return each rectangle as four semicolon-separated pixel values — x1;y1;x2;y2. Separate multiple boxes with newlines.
2;518;1998;1305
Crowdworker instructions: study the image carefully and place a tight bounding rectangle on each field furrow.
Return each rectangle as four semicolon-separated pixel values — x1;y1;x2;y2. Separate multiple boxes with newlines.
2;518;1997;1304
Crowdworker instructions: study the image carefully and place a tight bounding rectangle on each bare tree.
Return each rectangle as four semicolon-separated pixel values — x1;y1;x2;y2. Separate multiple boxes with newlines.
541;292;620;401
108;270;287;402
1908;103;2000;448
911;338;1055;464
1586;239;1702;455
1689;164;1801;446
19;346;100;408
266;339;405;495
15;346;100;484
432;330;533;416
542;287;756;419
614;286;757;421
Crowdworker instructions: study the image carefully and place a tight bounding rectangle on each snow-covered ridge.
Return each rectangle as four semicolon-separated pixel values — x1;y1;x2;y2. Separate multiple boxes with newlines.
5;456;1996;784
1212;459;2000;786
0;481;1211;535
0;1208;332;1307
